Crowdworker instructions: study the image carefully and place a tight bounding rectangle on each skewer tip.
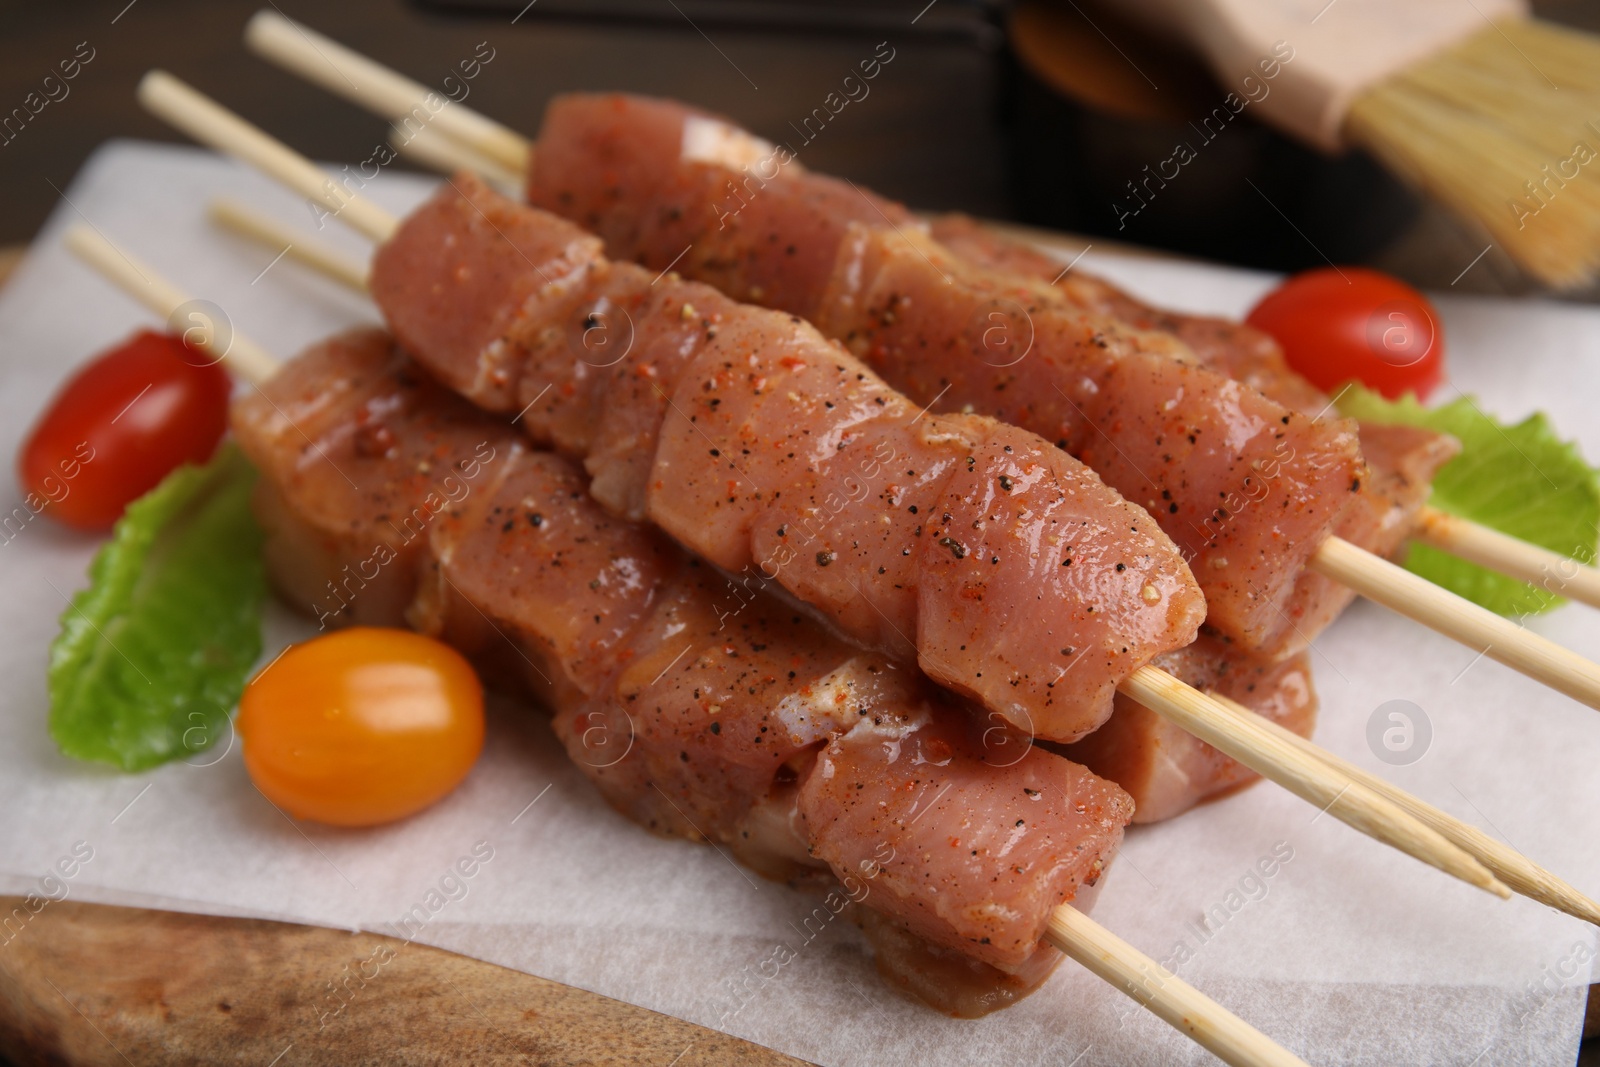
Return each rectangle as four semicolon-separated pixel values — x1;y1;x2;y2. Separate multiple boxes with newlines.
244;7;281;38
135;68;175;108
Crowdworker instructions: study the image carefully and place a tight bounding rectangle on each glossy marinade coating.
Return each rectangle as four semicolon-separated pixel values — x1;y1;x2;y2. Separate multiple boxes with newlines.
369;174;1207;744
523;92;1367;660
231;329;1138;1012
929;216;1461;644
929;215;1330;414
236;326;1318;828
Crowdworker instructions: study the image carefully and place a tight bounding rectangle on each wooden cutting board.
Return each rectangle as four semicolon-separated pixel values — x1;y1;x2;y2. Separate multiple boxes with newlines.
0;896;807;1067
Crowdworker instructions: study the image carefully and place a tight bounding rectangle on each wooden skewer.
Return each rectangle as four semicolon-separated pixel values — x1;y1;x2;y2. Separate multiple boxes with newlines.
1311;536;1600;710
209;199;370;288
1045;907;1310;1067
387;121;520;189
1123;668;1509;897
65;221;1311;1067
140;79;1510;905
136;73;397;244
1209;694;1600;927
244;10;530;176
207;198;370;294
62;226;278;386
1415;505;1600;612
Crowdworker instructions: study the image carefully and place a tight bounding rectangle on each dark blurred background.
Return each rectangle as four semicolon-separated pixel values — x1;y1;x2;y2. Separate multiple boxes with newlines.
1;0;1598;296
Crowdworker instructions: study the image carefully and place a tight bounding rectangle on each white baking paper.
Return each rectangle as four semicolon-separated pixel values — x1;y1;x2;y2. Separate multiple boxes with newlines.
0;142;1596;1066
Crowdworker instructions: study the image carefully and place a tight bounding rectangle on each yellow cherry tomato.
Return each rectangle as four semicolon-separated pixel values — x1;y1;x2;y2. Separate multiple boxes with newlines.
237;628;485;827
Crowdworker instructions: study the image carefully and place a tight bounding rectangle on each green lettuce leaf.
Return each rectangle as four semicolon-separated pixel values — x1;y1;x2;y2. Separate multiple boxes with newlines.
49;444;266;770
1338;384;1600;616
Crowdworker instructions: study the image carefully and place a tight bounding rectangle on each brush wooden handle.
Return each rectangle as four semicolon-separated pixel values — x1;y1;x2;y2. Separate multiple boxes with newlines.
1099;0;1526;150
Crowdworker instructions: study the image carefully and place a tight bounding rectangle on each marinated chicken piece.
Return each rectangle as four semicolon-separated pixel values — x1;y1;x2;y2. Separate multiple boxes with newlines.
231;328;506;634
233;329;1138;1014
523;92;1367;661
929;216;1462;642
1271;423;1460;649
369;174;1207;743
420;443;679;708
800;707;1131;971
929;213;1330;416
857;910;1066;1019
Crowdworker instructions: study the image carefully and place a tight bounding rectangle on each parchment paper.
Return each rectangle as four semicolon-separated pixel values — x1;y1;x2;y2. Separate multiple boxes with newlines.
1;142;1596;1066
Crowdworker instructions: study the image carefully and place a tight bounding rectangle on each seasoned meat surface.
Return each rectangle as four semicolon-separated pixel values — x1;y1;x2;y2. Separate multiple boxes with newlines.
929;215;1461;642
370;174;1207;743
234;328;1137;1008
524;92;1366;660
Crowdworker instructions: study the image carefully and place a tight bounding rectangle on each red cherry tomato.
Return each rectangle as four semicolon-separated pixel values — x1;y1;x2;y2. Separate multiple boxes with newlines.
1245;267;1445;400
17;330;233;530
237;628;486;827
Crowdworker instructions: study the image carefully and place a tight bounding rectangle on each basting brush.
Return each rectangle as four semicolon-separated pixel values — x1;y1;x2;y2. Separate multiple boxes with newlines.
1104;0;1600;289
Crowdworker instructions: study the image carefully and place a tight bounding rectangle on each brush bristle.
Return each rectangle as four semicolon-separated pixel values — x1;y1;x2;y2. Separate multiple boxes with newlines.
1346;19;1600;290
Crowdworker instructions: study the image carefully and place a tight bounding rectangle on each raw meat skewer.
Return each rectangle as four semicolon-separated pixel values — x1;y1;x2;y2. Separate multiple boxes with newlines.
65;223;1317;1067
125;73;1513;900
236;14;1600;708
